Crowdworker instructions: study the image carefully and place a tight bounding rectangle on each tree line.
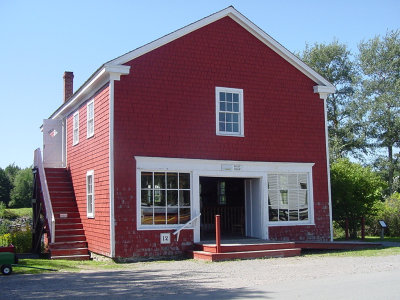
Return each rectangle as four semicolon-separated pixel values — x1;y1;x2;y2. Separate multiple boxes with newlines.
298;29;400;237
0;164;33;208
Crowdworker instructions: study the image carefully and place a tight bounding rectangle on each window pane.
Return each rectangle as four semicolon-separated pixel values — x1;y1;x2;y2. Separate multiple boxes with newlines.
226;123;232;132
279;209;288;221
279;175;288;189
219;112;225;121
179;208;191;224
299;174;308;189
226;113;232;122
154;190;165;206
141;207;153;224
233;123;239;133
154;207;166;224
220;92;225;101
167;190;178;206
226;93;232;102
87;195;93;213
220;102;226;111
227;102;233;111
219;122;225;131
167;173;178;189
233;103;239;112
141;172;153;188
141;190;153;206
233;93;239;102
167;207;178;224
179;190;190;206
289;190;299;221
233;114;238;122
268;174;278;189
154;173;165;189
179;173;190;189
269;207;278;221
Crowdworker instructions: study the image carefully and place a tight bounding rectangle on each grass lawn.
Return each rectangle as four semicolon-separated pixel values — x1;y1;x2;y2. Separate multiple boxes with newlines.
11;258;126;275
302;246;400;257
335;236;400;243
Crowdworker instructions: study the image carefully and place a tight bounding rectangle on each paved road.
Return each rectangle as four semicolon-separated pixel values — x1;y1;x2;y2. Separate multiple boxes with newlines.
2;255;400;299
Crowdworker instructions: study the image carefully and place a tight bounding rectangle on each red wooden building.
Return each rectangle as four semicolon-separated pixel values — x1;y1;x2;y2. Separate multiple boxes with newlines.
34;7;335;260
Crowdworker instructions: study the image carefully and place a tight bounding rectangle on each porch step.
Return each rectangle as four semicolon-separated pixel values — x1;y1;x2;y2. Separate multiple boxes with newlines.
197;242;296;253
50;254;90;261
55;235;87;243
55;228;85;236
53;206;81;213
50;247;89;257
56;217;82;224
54;212;81;219
189;248;301;262
56;223;83;230
49;241;88;249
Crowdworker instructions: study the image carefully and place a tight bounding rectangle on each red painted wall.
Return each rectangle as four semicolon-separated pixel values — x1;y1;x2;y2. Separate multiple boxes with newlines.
66;84;111;256
112;17;330;257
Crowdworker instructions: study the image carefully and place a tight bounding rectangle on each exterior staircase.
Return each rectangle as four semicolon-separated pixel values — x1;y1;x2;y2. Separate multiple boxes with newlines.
45;168;90;260
190;240;301;261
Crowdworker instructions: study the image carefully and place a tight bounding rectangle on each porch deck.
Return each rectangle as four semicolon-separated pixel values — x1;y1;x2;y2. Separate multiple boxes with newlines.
190;238;383;261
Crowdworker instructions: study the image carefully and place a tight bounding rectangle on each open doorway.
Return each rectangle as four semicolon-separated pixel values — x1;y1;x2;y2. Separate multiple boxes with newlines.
200;177;246;240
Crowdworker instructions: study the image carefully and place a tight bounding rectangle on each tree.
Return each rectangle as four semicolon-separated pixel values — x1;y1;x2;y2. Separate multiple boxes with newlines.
299;40;364;161
4;163;20;186
358;30;400;194
331;159;386;238
0;168;12;207
8;168;33;208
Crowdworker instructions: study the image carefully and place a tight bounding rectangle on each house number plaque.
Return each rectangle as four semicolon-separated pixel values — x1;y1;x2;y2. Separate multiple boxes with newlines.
160;233;171;244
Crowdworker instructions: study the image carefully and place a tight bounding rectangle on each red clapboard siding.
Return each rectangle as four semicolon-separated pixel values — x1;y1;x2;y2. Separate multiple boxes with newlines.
66;84;111;257
111;17;330;257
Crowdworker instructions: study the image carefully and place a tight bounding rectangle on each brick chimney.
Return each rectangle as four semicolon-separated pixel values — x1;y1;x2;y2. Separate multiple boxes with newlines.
63;71;74;102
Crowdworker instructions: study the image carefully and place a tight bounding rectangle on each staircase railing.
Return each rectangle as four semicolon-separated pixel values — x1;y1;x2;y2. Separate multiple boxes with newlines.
34;148;55;243
173;213;201;241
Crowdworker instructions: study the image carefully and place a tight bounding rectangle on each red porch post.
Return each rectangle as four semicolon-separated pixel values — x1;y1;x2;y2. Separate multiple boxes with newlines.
215;215;221;253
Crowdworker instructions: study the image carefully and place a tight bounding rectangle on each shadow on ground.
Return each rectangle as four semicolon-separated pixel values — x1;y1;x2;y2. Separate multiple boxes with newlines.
1;268;272;299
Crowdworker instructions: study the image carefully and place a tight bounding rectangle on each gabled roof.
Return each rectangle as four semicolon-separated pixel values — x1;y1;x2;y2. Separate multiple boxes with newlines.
50;6;334;120
107;6;335;90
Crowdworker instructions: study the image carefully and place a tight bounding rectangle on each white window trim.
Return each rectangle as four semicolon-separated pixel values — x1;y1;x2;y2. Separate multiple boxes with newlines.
215;87;244;137
86;170;95;218
72;111;79;146
87;99;94;138
266;171;315;226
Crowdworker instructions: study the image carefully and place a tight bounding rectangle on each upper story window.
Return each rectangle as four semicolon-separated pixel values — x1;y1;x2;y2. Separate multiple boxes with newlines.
87;99;94;138
216;87;244;137
73;111;79;145
268;173;310;223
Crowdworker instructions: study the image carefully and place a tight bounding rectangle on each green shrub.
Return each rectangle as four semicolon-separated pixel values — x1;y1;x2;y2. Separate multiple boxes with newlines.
0;227;31;253
0;219;13;235
367;193;400;237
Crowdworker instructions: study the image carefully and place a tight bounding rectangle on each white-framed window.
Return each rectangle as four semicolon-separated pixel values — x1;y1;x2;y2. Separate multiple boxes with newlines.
72;111;79;145
87;99;94;138
140;171;191;226
268;173;311;224
86;170;94;218
216;87;244;136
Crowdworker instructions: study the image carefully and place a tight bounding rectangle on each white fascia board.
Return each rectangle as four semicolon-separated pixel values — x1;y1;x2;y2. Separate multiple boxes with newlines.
135;156;315;173
49;65;130;120
108;6;334;90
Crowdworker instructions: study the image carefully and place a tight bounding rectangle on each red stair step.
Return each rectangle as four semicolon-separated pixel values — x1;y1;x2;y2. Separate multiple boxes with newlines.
50;248;89;257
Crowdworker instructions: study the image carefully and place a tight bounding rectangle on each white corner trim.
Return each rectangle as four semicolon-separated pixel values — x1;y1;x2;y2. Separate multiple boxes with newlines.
314;85;336;100
323;98;334;241
50;65;130;120
109;80;115;257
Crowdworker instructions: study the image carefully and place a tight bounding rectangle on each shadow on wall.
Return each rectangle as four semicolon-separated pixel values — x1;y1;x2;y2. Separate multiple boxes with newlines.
2;269;272;299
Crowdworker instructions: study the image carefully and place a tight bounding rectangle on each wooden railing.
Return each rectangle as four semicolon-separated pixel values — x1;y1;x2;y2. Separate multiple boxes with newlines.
34;148;55;243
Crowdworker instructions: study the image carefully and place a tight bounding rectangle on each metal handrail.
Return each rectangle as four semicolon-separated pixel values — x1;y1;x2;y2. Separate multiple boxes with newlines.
34;148;55;243
173;213;201;241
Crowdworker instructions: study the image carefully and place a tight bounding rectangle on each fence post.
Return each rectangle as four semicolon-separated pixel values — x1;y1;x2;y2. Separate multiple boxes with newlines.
361;216;365;240
215;215;221;253
345;218;349;240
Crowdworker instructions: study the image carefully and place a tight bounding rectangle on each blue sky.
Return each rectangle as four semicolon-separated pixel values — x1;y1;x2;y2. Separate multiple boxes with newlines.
0;0;399;169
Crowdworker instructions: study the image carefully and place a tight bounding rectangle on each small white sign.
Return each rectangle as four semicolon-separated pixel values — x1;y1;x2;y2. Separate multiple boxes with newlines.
221;164;233;171
379;220;387;228
160;233;171;244
60;214;68;218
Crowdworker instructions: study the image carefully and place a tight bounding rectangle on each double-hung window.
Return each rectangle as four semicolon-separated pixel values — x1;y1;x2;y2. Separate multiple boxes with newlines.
87;99;94;138
216;87;244;136
86;170;94;218
72;111;79;145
